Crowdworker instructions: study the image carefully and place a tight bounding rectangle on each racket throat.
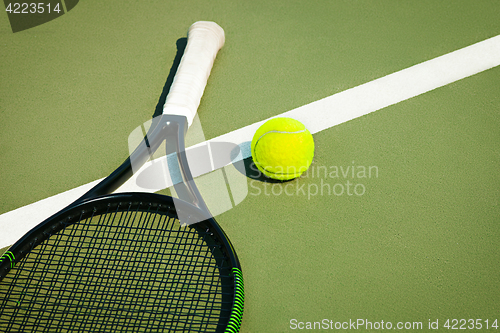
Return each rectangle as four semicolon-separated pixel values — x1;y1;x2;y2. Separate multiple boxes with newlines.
78;114;212;226
163;115;212;224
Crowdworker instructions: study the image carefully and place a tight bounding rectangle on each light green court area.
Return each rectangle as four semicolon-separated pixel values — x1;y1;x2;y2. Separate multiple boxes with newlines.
1;1;499;332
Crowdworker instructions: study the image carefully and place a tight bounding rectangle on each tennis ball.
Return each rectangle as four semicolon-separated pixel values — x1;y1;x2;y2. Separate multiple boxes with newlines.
251;117;314;181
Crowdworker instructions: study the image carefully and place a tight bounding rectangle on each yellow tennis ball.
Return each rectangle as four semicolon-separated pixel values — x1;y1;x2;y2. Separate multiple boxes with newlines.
251;117;314;181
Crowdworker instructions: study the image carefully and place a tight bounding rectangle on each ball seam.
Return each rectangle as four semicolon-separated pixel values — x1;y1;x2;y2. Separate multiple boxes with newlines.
253;129;308;177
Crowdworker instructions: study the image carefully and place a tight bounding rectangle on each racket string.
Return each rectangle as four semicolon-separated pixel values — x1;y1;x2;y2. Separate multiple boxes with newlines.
0;201;234;332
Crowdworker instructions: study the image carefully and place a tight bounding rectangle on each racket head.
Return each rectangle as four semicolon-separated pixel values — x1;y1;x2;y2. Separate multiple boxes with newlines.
0;192;244;332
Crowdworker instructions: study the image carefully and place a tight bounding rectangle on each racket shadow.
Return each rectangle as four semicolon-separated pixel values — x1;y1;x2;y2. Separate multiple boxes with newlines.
153;37;188;119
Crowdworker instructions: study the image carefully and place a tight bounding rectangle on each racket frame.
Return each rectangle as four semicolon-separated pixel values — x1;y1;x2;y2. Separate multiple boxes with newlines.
0;21;244;332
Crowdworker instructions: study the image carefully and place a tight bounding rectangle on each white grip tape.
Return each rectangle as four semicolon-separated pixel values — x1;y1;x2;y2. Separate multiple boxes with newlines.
162;21;225;126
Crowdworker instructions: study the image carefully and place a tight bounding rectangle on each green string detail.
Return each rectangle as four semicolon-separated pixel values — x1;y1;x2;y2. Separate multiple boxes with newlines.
0;251;15;269
225;267;245;333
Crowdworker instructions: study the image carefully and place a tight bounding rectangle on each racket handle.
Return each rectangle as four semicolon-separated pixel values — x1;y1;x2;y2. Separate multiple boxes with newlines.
162;21;225;126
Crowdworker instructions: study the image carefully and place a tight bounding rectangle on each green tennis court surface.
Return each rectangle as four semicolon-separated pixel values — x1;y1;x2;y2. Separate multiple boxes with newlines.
1;1;499;332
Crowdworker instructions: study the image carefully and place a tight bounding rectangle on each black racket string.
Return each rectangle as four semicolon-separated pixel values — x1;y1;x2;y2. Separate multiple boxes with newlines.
0;200;235;332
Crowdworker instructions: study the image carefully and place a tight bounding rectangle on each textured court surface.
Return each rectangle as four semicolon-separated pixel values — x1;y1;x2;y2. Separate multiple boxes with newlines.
1;1;499;332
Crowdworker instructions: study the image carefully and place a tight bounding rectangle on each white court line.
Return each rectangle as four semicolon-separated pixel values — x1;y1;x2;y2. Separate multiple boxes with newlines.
1;34;500;249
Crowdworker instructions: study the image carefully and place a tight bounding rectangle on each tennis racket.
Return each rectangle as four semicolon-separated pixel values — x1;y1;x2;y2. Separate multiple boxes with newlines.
0;21;244;333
